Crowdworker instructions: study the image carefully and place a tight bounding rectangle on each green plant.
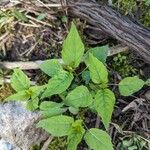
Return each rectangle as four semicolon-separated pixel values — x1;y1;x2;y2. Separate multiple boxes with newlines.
144;0;150;6
0;8;28;34
115;0;137;15
112;53;137;77
141;9;150;27
6;22;148;150
117;134;150;150
0;9;28;23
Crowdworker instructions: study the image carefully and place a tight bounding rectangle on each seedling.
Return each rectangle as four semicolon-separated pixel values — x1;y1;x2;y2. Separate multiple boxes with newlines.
6;22;148;150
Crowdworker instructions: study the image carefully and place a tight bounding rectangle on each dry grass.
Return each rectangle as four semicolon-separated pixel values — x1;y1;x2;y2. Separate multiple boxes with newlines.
0;0;66;61
0;84;13;102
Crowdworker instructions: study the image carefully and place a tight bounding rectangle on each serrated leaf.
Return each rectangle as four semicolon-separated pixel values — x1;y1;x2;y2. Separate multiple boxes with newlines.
40;59;63;77
67;132;83;150
67;120;85;150
26;97;39;111
40;101;66;117
41;108;67;118
65;86;92;108
41;71;73;98
29;85;47;99
95;89;115;129
84;128;113;150
11;69;30;92
5;90;30;101
37;115;74;137
36;13;46;20
88;45;109;63
40;101;64;110
62;22;84;68
13;10;28;22
119;76;145;96
86;53;108;84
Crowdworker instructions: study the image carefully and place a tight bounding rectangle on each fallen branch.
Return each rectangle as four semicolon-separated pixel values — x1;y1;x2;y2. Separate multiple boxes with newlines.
0;45;128;70
68;0;150;64
1;78;36;85
41;136;54;150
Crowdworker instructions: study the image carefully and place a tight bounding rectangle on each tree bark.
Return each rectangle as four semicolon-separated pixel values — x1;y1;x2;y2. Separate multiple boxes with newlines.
67;0;150;64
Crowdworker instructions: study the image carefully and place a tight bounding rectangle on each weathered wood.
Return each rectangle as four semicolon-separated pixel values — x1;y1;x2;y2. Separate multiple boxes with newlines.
0;45;128;70
1;0;150;63
67;0;150;63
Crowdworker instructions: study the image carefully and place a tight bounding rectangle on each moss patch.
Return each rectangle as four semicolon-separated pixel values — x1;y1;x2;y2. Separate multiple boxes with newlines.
141;9;150;27
48;137;67;150
115;0;137;15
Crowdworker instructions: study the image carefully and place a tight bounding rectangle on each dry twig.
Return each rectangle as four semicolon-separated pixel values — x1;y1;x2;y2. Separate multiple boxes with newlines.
41;136;54;150
0;45;128;70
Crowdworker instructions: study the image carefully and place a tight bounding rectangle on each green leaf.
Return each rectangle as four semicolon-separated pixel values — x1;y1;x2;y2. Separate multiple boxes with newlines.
11;69;30;92
119;76;145;96
61;15;68;23
41;71;73;98
0;17;7;24
145;78;150;86
145;0;150;6
41;108;67;118
84;128;113;150
36;13;46;20
62;22;84;68
29;85;47;99
67;132;83;150
81;70;91;84
5;90;30;101
88;45;109;63
69;106;79;115
13;10;28;22
40;59;63;77
37;115;74;137
26;97;39;111
67;120;85;150
40;101;64;110
86;53;108;84
65;86;92;108
40;101;66;117
95;89;115;129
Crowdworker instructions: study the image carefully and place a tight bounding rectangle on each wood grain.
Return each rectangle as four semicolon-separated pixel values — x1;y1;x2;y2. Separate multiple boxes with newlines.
68;0;150;63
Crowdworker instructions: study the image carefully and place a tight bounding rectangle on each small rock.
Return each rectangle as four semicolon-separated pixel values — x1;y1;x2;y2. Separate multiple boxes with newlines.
0;102;49;150
0;139;20;150
145;90;150;101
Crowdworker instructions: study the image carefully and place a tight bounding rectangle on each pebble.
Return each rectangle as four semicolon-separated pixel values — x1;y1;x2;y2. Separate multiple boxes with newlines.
145;90;150;101
0;139;15;150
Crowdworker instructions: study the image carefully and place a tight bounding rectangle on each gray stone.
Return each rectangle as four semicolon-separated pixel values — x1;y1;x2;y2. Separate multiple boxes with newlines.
0;139;21;150
0;102;49;150
145;90;150;101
